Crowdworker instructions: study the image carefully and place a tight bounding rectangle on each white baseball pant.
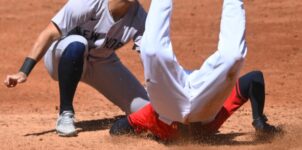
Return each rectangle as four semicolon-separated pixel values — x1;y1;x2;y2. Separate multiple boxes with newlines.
140;0;247;124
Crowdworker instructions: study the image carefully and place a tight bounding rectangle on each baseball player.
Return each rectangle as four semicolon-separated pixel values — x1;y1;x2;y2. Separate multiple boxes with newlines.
4;0;149;136
111;71;279;140
110;0;278;141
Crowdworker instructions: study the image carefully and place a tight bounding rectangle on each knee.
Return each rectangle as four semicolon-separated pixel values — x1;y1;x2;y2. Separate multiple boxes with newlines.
130;97;149;113
62;42;86;61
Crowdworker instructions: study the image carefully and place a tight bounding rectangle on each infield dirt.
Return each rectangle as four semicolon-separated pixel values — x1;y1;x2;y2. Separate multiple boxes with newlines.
0;0;302;149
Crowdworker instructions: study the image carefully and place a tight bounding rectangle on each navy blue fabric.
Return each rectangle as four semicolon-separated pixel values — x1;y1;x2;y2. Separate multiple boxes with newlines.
58;42;86;114
238;71;265;120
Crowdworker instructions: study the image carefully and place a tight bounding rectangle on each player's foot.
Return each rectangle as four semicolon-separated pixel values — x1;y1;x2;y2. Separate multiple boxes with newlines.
110;104;178;141
252;116;279;135
56;110;77;137
110;117;134;135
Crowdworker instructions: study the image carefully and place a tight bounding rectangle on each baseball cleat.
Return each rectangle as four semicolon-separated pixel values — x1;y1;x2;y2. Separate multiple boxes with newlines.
56;110;77;137
110;117;134;136
252;116;280;135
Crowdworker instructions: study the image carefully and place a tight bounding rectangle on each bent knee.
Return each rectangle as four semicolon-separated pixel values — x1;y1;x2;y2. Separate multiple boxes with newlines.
62;42;86;60
130;97;150;113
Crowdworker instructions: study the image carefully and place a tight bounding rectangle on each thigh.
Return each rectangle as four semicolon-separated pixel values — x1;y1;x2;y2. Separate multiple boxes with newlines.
139;0;191;123
44;35;88;80
83;54;149;114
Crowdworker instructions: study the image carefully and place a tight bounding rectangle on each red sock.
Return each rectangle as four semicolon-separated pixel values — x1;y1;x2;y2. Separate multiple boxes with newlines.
202;82;248;132
128;103;178;140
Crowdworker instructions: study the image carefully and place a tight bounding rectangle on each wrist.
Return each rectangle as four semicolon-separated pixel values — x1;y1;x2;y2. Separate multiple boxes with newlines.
19;57;37;76
18;71;27;77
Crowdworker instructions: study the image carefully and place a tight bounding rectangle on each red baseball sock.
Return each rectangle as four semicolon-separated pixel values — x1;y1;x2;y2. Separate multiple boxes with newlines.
202;82;248;132
128;103;178;140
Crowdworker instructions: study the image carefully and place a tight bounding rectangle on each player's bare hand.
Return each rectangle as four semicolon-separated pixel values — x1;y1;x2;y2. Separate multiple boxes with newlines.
4;72;27;88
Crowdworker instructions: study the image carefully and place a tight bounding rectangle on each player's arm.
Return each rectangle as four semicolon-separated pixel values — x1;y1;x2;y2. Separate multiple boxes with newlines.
28;22;61;64
4;22;61;88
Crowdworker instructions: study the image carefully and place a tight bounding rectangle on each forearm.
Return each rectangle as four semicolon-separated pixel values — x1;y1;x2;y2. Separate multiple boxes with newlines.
4;22;61;87
27;23;61;62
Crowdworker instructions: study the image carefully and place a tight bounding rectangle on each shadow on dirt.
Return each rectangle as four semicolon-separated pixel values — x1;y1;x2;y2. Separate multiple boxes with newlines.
23;115;125;137
191;132;283;146
166;128;285;146
76;115;125;133
23;116;284;146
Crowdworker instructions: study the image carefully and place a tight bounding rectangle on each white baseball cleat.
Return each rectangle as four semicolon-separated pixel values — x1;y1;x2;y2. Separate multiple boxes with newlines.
56;110;77;137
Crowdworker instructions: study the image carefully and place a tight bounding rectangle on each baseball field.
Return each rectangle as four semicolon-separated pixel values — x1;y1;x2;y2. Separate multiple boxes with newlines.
0;0;301;149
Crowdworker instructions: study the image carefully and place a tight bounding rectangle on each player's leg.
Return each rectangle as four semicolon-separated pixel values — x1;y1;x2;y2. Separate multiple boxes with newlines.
188;0;247;122
139;0;189;123
111;71;278;140
44;35;88;136
194;71;278;136
192;83;247;135
110;103;179;141
58;42;86;114
238;71;278;134
82;53;149;114
111;0;184;140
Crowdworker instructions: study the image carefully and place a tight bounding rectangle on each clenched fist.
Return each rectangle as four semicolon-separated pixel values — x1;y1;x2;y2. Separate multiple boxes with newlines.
4;72;27;88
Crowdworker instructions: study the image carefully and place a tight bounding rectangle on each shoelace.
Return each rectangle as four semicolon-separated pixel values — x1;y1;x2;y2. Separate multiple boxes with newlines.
59;113;75;125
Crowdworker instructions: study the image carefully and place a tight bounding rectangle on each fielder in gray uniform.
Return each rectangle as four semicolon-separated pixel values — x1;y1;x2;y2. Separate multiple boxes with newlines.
4;0;149;136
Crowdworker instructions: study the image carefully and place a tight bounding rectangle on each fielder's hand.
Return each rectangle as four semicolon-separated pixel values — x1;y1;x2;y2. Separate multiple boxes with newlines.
4;72;27;88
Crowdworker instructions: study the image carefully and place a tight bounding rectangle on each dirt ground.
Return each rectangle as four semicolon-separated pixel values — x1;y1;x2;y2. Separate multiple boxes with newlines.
0;0;301;149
